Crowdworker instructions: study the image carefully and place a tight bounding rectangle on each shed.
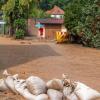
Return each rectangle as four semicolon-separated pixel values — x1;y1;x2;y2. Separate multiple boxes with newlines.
28;18;67;39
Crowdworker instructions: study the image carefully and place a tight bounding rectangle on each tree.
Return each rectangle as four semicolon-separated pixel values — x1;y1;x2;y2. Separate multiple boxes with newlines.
30;7;49;18
39;0;70;11
64;0;100;48
1;0;33;36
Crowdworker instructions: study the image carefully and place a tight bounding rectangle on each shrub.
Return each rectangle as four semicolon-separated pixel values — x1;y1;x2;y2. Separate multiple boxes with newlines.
91;33;100;48
15;29;25;39
14;18;26;29
14;18;26;39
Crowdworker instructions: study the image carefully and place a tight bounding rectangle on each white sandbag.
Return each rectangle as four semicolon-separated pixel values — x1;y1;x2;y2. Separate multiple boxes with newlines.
13;74;19;80
0;79;8;91
62;76;100;100
46;79;63;91
26;76;47;95
3;70;11;77
74;82;100;100
63;85;78;100
47;89;63;100
3;70;19;80
66;93;78;100
4;76;18;94
14;79;36;100
62;74;79;100
36;94;49;100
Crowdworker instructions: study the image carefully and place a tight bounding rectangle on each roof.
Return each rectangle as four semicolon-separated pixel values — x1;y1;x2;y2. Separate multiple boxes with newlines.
46;5;64;15
35;18;64;24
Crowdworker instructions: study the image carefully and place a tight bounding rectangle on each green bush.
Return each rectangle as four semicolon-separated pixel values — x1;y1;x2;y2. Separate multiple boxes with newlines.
14;18;26;29
15;29;25;39
14;18;26;39
92;33;100;48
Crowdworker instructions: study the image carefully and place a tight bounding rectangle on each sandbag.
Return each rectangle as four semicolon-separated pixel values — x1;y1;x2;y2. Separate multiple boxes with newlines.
74;82;100;100
47;89;63;100
3;70;11;77
13;74;19;80
4;76;18;94
26;76;47;95
14;79;36;100
46;79;63;91
36;94;49;100
63;86;78;100
0;79;8;91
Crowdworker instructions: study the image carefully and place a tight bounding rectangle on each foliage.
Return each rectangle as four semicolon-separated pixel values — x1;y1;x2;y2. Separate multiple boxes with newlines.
15;29;25;39
2;0;15;16
1;0;33;36
64;0;100;48
14;18;26;29
49;0;69;10
30;7;49;18
14;17;26;39
39;0;69;11
14;18;26;39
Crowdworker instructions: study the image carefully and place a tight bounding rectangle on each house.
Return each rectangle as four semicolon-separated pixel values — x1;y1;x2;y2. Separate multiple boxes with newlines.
28;18;67;39
28;6;67;39
46;5;64;19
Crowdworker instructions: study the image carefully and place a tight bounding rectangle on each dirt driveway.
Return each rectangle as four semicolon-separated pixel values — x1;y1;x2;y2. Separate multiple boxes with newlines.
0;37;100;99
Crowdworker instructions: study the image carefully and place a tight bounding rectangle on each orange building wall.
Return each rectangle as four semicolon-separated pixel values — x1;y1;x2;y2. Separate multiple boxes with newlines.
45;24;62;39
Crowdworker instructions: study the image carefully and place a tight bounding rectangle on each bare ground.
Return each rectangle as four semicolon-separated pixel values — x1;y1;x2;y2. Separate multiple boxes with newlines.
0;37;100;100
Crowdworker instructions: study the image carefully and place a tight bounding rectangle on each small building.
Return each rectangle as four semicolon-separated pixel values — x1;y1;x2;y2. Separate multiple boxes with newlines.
28;18;67;39
28;6;67;39
46;5;64;19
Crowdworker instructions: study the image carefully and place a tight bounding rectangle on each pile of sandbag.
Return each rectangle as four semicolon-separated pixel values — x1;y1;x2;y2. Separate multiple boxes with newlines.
0;70;100;100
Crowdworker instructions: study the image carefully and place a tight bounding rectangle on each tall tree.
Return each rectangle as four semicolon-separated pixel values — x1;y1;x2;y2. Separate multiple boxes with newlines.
1;0;33;36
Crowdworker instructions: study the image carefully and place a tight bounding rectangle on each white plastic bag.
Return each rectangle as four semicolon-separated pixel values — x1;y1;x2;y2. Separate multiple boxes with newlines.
46;79;63;91
26;76;47;95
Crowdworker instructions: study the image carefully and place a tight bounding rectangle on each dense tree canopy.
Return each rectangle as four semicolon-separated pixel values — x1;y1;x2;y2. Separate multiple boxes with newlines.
39;0;69;11
64;0;100;48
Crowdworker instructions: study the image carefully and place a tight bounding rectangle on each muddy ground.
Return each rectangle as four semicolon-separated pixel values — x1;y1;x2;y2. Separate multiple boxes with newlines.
0;37;100;100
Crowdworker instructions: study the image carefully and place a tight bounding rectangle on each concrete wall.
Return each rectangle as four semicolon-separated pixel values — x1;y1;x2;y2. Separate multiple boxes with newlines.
28;19;38;36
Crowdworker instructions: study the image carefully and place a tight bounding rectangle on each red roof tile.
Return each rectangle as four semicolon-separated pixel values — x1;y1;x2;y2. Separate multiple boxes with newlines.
36;18;64;24
46;5;64;15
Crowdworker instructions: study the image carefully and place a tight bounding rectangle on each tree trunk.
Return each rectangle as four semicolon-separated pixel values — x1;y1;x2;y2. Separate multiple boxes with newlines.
9;12;14;36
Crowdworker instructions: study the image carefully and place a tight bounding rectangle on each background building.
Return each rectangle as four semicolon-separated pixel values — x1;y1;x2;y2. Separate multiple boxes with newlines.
28;5;67;39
